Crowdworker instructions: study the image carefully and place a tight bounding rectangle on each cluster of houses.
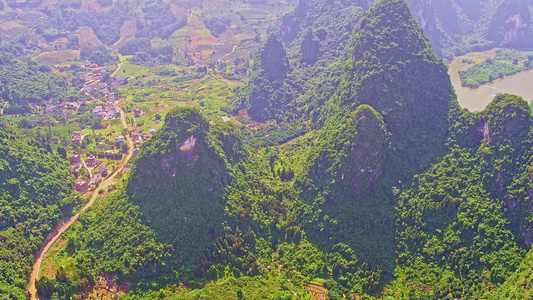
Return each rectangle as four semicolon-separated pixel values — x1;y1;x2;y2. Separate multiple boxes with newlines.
84;59;99;68
91;100;117;120
115;128;155;157
84;67;106;83
82;72;126;95
111;75;127;88
45;102;81;116
124;128;154;144
83;81;110;95
72;152;109;192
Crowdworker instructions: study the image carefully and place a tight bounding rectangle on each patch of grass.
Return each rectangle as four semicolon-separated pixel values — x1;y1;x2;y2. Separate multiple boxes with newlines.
116;63;150;78
34;49;80;64
459;58;530;88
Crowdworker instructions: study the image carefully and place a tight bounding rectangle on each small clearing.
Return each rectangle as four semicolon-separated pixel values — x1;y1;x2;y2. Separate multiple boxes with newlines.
76;26;104;49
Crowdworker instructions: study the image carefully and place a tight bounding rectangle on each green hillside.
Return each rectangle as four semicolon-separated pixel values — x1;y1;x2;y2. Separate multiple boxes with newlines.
0;119;74;300
6;0;533;299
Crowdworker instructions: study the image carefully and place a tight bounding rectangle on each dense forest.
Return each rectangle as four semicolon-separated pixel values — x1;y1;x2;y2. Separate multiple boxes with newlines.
0;119;75;300
4;0;533;299
0;59;74;114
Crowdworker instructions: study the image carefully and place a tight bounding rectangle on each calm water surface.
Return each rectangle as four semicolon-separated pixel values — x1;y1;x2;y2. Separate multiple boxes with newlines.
448;53;533;111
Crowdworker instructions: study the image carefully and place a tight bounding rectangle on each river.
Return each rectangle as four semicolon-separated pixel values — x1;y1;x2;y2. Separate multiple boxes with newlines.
448;50;533;112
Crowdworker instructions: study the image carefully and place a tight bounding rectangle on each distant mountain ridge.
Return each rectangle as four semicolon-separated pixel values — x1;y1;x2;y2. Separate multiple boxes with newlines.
406;0;533;58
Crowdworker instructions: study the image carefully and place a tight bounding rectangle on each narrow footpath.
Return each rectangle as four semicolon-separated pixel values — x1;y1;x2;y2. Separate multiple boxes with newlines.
26;108;133;300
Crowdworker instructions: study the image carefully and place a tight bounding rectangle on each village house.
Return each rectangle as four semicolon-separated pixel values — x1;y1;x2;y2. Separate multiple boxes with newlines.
131;130;140;142
84;60;91;67
86;154;96;166
70;153;81;164
94;68;106;76
92;106;104;118
133;108;142;117
116;135;125;143
107;102;116;114
108;94;115;102
91;173;102;186
71;136;81;146
149;128;156;134
45;105;56;115
83;85;96;94
143;134;151;141
71;131;82;146
99;166;108;176
115;75;126;83
132;148;140;156
75;180;89;192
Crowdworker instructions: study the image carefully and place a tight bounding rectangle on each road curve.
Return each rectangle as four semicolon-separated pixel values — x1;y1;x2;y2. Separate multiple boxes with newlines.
26;108;133;299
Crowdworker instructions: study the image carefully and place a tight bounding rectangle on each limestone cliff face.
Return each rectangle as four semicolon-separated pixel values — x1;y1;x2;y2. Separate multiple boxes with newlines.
487;0;533;48
344;105;388;193
280;0;367;63
244;32;291;121
124;107;245;265
478;94;533;248
404;0;533;58
406;0;444;56
307;105;388;195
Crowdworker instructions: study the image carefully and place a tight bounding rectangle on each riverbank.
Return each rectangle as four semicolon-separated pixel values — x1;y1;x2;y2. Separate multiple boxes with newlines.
449;49;533;111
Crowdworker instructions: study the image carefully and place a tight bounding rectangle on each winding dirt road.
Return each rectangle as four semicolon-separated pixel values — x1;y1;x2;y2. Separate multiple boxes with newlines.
217;45;237;63
26;108;133;300
1;101;7;115
111;62;124;77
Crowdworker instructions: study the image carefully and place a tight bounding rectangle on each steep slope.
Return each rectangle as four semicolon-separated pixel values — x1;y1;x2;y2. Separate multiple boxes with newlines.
388;93;532;299
228;32;295;121
281;0;368;65
337;0;455;177
405;0;446;57
286;0;456;275
492;247;533;299
38;107;251;298
487;0;533;48
126;107;246;265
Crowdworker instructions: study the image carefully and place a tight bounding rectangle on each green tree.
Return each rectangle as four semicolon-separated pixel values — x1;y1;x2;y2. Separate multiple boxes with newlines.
120;142;129;153
91;117;101;130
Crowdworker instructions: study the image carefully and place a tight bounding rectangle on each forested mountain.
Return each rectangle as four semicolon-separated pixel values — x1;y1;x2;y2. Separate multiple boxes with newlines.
5;0;533;299
280;0;368;65
28;0;533;299
228;32;296;121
